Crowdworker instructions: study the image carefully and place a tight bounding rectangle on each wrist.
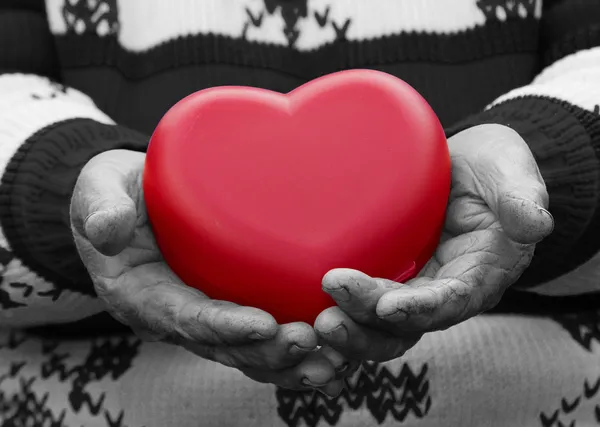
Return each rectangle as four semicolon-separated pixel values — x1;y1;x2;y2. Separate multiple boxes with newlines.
1;119;149;295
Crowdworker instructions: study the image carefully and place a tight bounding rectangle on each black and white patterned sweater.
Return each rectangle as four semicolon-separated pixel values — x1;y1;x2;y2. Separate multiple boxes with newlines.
1;0;600;329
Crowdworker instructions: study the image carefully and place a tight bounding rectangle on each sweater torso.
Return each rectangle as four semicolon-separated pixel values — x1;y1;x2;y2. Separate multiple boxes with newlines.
2;0;600;329
45;0;543;133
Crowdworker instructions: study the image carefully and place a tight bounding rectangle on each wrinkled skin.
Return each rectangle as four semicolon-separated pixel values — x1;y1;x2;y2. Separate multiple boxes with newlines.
71;149;357;397
314;124;555;362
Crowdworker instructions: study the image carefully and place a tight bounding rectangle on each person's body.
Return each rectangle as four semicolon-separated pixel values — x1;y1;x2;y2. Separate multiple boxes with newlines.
0;0;599;425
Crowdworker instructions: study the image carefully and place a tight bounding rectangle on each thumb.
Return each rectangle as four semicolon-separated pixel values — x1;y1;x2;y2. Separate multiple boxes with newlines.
84;199;137;256
495;190;554;245
449;124;554;244
71;150;143;256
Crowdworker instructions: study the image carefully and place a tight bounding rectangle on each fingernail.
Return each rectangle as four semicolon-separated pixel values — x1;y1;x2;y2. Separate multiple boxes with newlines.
321;285;351;302
301;377;329;388
321;324;348;342
289;344;313;356
538;206;554;233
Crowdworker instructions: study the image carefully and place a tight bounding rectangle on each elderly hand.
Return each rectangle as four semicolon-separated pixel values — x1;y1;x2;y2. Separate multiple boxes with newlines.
314;124;555;362
71;149;355;396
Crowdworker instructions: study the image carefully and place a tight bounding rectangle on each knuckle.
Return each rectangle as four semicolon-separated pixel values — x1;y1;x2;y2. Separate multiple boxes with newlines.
182;300;239;345
96;284;128;314
192;302;223;342
95;276;121;296
194;300;218;326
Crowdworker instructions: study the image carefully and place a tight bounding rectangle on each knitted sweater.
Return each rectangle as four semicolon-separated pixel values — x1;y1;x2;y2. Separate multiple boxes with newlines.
1;0;600;329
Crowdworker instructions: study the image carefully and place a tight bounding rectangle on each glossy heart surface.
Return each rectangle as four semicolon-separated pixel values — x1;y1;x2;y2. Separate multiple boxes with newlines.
143;69;450;324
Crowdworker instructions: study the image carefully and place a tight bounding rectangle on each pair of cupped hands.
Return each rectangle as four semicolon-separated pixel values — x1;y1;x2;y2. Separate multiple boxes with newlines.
71;124;554;398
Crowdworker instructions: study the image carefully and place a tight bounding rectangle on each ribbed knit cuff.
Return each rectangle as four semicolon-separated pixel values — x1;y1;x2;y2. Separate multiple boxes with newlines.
0;118;149;296
446;96;600;287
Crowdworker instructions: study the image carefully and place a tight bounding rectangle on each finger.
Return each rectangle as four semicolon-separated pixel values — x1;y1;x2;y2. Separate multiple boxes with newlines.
448;124;554;244
376;229;533;331
317;379;347;399
317;343;362;386
218;322;319;370
315;307;420;362
71;150;145;256
100;262;279;345
318;345;359;378
241;351;341;395
321;269;399;324
182;302;280;345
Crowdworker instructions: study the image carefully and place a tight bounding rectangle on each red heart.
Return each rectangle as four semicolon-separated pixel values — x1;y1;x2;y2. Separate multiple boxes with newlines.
143;70;450;325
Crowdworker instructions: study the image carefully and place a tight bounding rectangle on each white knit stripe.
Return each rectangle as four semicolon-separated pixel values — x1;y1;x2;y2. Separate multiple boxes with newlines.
45;0;542;52
0;74;114;185
0;73;97;110
0;74;112;327
488;46;600;113
532;46;600;85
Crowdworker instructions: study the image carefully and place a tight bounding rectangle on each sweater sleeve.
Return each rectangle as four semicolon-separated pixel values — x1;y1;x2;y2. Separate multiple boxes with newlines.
0;3;148;328
446;0;600;295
